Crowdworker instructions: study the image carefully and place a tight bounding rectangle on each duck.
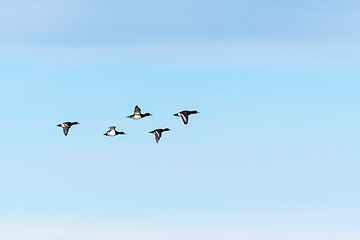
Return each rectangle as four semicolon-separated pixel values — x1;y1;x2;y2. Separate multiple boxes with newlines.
104;126;125;136
149;128;170;143
174;110;198;124
127;105;152;119
57;122;79;136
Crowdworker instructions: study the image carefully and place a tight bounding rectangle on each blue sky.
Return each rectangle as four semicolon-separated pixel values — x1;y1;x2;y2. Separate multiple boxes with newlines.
0;1;360;239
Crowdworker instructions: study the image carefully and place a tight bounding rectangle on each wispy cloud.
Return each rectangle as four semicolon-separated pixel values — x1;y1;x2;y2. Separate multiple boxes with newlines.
1;1;359;68
1;38;359;69
0;0;359;44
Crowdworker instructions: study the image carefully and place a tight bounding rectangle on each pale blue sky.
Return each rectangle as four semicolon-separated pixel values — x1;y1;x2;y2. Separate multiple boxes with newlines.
0;1;360;239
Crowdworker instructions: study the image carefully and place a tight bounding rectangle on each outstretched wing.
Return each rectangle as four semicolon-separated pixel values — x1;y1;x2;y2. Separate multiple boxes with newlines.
155;131;162;143
63;126;70;136
134;105;141;114
180;112;188;124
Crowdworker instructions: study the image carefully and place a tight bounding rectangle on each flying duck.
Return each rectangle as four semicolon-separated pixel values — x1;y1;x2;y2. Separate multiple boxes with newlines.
174;110;199;124
149;128;170;143
104;126;125;136
127;105;151;119
57;122;79;136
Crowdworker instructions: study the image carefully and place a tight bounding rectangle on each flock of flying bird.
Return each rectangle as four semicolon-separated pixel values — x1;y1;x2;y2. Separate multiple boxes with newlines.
57;105;199;143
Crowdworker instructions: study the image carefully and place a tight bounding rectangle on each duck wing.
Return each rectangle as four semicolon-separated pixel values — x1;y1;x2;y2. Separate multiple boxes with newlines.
134;105;141;114
180;112;189;124
63;126;70;136
155;131;162;143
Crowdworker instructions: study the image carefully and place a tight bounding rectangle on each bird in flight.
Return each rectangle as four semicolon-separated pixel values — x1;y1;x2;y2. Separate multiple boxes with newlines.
149;128;170;143
57;122;79;136
104;126;125;136
174;110;199;124
127;105;152;119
